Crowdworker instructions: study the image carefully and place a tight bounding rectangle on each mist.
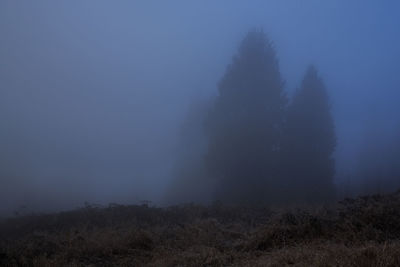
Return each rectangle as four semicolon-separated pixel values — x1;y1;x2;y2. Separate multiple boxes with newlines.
1;1;400;215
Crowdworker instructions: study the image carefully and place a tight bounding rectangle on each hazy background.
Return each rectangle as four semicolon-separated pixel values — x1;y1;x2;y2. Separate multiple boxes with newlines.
1;1;400;215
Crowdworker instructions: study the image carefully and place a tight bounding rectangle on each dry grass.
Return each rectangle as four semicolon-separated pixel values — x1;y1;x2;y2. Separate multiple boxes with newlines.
1;191;400;266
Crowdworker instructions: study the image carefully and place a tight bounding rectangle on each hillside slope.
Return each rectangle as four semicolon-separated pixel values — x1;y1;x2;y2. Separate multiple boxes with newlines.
1;191;400;266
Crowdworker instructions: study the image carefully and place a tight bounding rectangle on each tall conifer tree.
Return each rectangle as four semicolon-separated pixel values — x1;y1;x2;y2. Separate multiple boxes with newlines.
283;65;336;203
204;30;287;204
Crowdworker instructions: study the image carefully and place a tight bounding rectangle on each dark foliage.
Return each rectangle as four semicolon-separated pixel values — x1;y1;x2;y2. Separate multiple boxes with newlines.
281;66;336;203
201;31;336;205
204;29;287;205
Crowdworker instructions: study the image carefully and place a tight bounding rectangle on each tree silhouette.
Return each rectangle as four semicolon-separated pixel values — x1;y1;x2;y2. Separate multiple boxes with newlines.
204;30;287;205
282;65;336;203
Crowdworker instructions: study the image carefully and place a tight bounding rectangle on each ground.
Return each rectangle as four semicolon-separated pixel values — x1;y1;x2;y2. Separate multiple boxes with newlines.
1;191;400;266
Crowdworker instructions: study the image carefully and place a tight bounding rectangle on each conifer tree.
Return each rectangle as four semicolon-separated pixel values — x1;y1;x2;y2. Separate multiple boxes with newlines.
204;30;287;204
283;65;336;203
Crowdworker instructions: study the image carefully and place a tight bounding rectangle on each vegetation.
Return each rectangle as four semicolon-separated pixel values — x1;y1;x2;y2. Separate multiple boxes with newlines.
281;66;336;203
2;191;400;266
172;30;337;205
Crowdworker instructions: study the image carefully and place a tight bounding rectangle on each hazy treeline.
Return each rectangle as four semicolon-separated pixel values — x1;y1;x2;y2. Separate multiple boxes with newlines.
171;29;400;205
169;30;336;205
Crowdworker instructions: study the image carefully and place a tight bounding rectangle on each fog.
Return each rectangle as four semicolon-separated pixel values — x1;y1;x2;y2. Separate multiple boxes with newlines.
1;1;400;215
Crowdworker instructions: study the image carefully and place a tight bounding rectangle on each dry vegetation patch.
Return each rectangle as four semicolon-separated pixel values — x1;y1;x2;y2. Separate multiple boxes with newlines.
2;192;400;266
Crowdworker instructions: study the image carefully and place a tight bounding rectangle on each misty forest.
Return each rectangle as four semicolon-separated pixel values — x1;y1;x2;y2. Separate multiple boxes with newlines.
2;1;400;266
169;31;336;206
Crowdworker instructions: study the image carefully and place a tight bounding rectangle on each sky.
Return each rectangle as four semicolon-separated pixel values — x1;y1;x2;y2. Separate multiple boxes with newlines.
1;1;400;214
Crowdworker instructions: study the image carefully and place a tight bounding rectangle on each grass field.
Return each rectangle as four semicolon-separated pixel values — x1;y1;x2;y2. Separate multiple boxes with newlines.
1;191;400;266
